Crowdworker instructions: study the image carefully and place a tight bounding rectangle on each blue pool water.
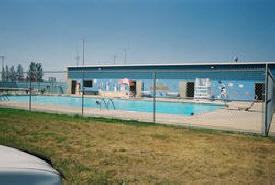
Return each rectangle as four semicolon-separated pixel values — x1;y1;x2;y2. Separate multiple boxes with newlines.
8;96;224;116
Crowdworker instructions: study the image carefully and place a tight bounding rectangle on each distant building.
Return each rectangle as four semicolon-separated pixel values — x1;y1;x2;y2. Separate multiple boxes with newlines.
48;77;56;82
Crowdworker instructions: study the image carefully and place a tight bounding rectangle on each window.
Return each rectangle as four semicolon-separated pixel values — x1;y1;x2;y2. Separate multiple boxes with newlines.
84;80;93;87
255;83;264;101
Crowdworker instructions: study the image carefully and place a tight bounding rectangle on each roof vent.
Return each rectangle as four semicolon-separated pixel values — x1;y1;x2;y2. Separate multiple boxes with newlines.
233;56;238;63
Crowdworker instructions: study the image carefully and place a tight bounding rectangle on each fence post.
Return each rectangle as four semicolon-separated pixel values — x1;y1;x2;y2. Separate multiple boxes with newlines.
153;72;156;123
81;40;85;116
29;75;32;111
264;63;268;136
81;70;84;116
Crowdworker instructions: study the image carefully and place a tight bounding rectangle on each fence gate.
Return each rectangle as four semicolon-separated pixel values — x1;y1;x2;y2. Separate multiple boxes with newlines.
264;66;274;136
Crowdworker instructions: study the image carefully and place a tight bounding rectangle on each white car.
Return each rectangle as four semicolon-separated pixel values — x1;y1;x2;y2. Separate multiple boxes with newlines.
0;145;63;185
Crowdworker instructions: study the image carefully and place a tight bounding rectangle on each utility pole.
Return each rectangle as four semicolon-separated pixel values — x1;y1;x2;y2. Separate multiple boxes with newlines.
0;56;4;81
124;48;127;64
0;56;4;70
75;49;80;66
114;55;117;64
82;40;85;66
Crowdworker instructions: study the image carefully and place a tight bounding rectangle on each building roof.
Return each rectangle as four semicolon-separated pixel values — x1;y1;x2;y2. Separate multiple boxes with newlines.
67;61;275;68
67;61;274;81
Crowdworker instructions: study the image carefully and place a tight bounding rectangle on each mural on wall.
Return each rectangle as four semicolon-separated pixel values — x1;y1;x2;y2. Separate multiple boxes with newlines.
74;77;258;101
211;80;255;101
150;80;169;90
88;78;131;92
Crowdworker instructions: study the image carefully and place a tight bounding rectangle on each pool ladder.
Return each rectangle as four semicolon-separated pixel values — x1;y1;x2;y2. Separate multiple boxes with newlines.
0;94;9;101
98;98;116;110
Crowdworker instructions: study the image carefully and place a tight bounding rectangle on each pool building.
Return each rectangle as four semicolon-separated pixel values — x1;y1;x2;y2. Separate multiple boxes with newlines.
66;62;275;101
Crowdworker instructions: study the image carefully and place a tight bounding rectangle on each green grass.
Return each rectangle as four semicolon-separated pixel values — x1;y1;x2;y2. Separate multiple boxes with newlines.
0;107;274;185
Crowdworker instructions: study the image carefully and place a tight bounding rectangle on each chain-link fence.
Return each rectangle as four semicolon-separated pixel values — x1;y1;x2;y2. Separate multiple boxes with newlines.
154;69;266;132
0;64;274;136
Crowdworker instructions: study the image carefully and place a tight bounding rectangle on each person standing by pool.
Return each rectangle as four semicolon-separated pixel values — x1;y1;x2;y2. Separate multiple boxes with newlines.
220;86;227;100
114;83;117;92
76;82;81;95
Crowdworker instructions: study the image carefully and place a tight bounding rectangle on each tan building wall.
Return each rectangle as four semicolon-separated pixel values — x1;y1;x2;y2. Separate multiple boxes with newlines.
136;80;143;98
179;81;187;98
66;79;72;94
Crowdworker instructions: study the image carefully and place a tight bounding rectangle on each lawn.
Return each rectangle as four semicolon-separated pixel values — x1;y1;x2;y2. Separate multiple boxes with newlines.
0;107;274;185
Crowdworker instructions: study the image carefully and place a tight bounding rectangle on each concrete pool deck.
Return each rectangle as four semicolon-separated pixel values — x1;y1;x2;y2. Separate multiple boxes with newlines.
1;100;274;136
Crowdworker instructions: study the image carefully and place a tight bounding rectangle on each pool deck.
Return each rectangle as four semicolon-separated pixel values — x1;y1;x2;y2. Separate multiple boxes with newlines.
1;99;274;136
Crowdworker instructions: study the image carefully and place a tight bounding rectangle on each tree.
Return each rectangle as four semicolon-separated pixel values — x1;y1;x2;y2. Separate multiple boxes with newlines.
27;62;43;82
16;64;24;81
27;62;36;81
9;65;16;82
36;63;43;82
5;65;9;82
1;67;5;81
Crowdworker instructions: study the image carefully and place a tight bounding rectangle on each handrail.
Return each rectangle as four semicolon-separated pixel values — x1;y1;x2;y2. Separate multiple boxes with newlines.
0;94;9;101
97;98;115;110
107;99;116;110
99;98;108;110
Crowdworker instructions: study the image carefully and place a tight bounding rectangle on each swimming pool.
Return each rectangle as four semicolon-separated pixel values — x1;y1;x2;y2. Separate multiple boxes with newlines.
8;95;224;116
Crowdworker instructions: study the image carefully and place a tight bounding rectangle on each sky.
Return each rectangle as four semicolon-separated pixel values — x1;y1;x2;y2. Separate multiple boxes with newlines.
0;0;274;71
